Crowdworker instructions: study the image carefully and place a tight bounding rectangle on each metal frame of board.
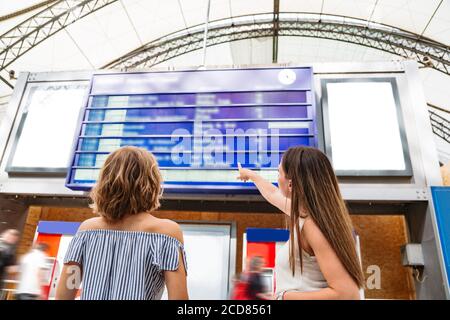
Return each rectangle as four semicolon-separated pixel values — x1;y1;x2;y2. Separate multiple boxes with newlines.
5;80;90;175
320;77;413;177
64;67;317;193
0;63;439;201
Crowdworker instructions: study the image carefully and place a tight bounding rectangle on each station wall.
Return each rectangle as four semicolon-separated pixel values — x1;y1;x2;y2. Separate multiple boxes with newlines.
17;206;415;299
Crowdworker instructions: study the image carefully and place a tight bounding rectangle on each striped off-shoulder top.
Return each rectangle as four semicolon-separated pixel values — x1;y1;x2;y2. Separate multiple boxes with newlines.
63;229;187;300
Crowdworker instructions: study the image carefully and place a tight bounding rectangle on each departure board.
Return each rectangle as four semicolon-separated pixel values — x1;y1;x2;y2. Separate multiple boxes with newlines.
66;67;317;192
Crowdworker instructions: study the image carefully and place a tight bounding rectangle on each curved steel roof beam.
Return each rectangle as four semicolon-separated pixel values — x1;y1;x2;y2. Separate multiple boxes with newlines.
103;13;449;76
0;0;119;88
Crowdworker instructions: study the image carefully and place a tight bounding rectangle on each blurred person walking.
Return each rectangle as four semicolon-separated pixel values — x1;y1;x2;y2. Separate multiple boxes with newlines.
246;256;272;300
15;243;49;300
231;256;271;300
0;229;20;294
55;146;188;300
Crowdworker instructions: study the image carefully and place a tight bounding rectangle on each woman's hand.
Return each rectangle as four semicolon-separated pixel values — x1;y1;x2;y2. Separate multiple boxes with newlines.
236;162;291;216
236;162;256;182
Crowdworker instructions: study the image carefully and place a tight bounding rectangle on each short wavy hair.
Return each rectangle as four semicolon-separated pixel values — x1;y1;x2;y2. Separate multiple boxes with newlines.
90;146;163;221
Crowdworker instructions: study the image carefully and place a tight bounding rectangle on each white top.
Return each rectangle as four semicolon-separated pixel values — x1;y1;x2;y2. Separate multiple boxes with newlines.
275;218;328;296
17;249;48;295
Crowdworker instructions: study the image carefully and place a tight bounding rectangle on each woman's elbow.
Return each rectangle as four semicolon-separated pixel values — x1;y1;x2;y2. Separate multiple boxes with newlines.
168;290;189;300
344;288;361;300
335;285;361;300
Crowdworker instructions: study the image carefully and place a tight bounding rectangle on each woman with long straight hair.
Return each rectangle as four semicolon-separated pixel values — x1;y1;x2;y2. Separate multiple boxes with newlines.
237;146;364;299
55;146;188;300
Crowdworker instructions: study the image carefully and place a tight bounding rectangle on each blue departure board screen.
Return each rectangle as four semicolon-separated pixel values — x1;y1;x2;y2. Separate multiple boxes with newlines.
66;67;317;193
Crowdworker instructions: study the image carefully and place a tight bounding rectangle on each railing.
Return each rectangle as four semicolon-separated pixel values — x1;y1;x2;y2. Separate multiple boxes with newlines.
429;109;450;143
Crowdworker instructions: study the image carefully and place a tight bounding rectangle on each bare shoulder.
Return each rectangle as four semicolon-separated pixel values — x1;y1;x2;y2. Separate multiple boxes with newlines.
78;217;103;231
302;216;319;232
148;218;183;243
302;216;328;246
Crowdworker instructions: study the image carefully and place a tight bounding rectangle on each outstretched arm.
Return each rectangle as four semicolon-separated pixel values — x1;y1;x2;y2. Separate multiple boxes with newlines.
161;221;189;300
237;163;291;215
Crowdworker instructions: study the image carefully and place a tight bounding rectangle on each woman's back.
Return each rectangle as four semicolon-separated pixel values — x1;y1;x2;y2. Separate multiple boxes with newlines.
63;215;187;300
56;146;188;300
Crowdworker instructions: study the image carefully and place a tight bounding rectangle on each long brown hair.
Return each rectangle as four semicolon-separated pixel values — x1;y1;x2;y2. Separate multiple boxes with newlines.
90;146;163;222
281;146;364;288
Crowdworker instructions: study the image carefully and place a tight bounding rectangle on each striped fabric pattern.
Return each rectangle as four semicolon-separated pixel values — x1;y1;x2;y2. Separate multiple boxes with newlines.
63;229;187;300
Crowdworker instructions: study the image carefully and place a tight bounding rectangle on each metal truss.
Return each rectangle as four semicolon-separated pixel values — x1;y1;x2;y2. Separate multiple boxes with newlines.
104;13;450;76
0;0;118;88
429;109;450;143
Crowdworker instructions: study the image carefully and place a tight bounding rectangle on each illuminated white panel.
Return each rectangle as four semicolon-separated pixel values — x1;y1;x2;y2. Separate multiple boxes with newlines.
268;121;310;129
104;110;126;121
101;124;124;136
162;224;231;300
98;139;121;152
162;169;278;183
74;169;100;181
326;81;406;171
9;82;88;169
71;168;279;185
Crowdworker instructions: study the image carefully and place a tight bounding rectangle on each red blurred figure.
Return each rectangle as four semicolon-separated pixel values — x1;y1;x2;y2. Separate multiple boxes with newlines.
231;256;271;300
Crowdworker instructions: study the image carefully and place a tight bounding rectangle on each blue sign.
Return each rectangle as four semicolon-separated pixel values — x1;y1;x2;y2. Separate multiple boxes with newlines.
431;186;450;291
37;221;81;235
66;67;317;192
246;228;290;242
